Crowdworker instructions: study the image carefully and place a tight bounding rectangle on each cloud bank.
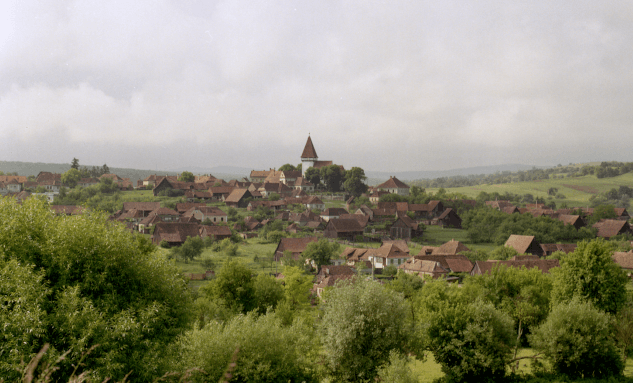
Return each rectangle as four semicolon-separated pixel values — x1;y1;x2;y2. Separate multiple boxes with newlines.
1;0;632;172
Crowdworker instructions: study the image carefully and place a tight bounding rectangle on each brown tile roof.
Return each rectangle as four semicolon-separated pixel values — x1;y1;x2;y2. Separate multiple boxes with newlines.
275;237;319;256
414;254;472;271
123;202;160;212
176;202;207;213
153;222;200;243
613;251;633;270
322;207;349;216
0;175;28;183
540;243;577;254
399;258;448;277
504;235;536;254
293;177;313;187
434;239;470;255
338;214;370;227
501;206;520;214
149;207;180;216
382;240;410;253
593;219;631;238
327;218;364;232
301;135;318;159
314;274;354;289
376;176;409;189
445;258;475;273
313;160;333;168
558;214;582;226
225;188;251;203
201;225;232;237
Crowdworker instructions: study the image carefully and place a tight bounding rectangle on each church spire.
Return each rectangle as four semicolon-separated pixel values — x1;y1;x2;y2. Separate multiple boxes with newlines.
301;135;318;159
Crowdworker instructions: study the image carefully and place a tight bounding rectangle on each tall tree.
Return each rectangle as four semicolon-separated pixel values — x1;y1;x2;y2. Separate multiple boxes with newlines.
320;164;345;192
320;277;412;382
304;166;321;186
551;238;628;314
301;238;340;269
343;167;368;197
71;157;80;169
278;163;297;171
178;171;195;182
61;168;81;188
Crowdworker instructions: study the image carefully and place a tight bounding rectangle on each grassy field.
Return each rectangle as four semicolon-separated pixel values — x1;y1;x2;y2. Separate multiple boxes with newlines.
412;349;633;382
427;172;633;208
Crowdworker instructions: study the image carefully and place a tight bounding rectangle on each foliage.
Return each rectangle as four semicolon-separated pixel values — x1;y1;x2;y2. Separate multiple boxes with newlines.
159;239;170;248
320;164;345;192
320;277;411;382
425;299;516;382
61;168;81;188
253;273;285;314
302;238;341;269
489;245;521;260
278;163;298;171
551;238;628;314
588;203;618;224
462;207;594;245
173;312;319;383
304;166;321;186
343;166;368;197
0;197;194;382
376;351;419;383
530;299;624;378
71;157;80;169
178;171;195;182
0;257;50;380
383;264;398;277
170;236;204;263
200;260;255;314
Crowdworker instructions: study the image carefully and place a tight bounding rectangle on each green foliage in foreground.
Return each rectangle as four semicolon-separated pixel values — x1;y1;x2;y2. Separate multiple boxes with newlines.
172;312;319;382
531;300;624;378
0;197;193;382
320;277;415;382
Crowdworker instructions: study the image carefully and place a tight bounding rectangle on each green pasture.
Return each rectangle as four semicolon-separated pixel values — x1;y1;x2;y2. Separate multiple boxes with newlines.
428;173;633;208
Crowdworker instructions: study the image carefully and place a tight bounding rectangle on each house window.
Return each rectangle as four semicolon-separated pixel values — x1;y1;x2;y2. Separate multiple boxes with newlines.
214;217;216;222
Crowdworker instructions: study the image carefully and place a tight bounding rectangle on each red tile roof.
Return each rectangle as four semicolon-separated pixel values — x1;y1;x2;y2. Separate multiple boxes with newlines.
301;135;318;159
376;176;409;189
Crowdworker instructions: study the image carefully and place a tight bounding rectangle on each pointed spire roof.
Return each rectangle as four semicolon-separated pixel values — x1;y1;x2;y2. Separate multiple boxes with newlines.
301;135;318;159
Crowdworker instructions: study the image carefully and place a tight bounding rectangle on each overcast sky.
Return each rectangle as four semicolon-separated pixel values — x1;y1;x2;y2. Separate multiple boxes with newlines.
1;1;632;172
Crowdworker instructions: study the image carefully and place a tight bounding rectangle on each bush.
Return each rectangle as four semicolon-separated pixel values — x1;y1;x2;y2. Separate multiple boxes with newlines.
530;300;624;378
426;300;516;382
159;239;170;248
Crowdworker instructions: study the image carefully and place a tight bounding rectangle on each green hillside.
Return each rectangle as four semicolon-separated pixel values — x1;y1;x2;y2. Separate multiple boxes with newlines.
429;173;633;207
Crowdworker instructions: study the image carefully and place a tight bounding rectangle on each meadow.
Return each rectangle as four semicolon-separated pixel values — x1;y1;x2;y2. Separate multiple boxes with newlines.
427;172;633;207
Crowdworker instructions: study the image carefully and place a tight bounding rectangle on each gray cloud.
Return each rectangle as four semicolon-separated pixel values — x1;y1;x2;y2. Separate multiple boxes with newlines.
1;0;633;172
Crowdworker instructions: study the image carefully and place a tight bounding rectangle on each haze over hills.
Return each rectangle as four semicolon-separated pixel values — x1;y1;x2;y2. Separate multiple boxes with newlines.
1;160;551;186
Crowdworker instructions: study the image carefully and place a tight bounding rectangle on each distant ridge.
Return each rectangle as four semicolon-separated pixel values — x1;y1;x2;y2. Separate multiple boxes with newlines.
0;161;548;186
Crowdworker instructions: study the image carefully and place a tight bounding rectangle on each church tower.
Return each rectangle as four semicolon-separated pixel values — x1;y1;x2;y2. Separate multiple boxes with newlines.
300;135;318;176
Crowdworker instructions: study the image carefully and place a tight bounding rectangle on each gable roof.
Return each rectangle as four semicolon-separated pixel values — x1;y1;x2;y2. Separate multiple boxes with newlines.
434;239;470;255
376;176;409;189
504;235;537;254
153;222;200;243
399;258;449;276
593;219;631;238
327;219;364;232
275;237;319;254
123;202;161;212
225;188;251;203
301;135;318;159
613;251;633;270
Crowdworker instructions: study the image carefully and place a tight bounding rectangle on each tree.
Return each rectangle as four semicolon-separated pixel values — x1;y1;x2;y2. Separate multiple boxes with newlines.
201;260;255;314
178;171;195;182
61;168;81;188
253;273;285;314
321;164;345;192
304;166;321;186
172;312;318;382
343;167;368;197
171;236;204;263
551;238;629;314
426;300;516;382
0;197;193;381
71;157;80;169
530;300;624;378
320;277;411;382
301;238;340;269
278;163;297;171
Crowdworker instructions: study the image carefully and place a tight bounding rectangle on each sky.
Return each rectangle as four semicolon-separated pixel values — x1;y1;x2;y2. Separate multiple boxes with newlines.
1;1;633;173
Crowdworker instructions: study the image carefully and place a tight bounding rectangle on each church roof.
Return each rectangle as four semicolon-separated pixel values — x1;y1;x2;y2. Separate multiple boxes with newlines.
301;135;318;159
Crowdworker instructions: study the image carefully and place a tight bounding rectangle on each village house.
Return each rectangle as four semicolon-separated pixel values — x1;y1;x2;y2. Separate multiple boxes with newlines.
593;219;632;238
390;215;422;239
366;242;410;269
300;135;336;176
470;259;560;276
199;225;232;241
504;235;544;257
224;189;253;208
183;206;228;223
274;237;319;262
324;219;364;240
398;258;449;279
375;176;410;196
321;207;349;222
151;222;201;247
